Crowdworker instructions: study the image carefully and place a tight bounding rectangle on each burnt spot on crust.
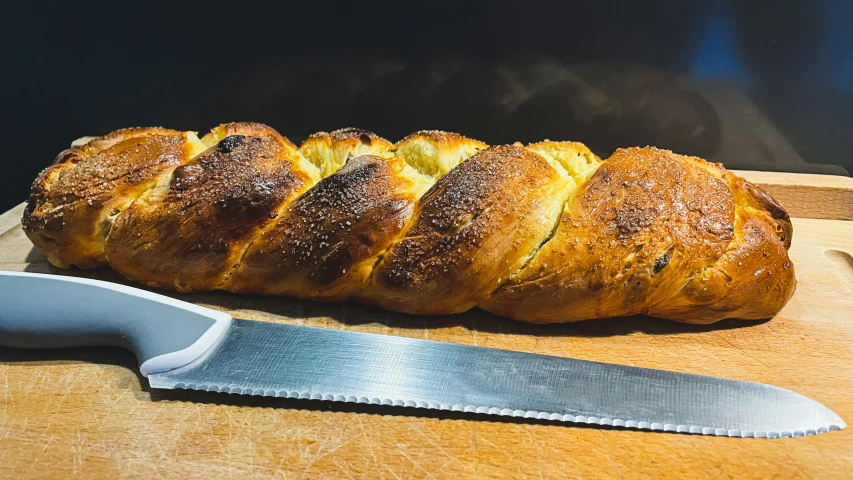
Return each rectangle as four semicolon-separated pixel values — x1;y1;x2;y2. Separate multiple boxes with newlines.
743;180;789;224
741;180;793;249
273;156;412;285
202;123;298;151
181;136;304;226
775;222;792;250
104;135;309;291
217;135;246;153
616;203;658;238
227;154;418;299
653;250;672;274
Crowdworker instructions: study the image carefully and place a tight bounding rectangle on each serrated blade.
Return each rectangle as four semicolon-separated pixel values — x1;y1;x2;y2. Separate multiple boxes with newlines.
148;319;845;437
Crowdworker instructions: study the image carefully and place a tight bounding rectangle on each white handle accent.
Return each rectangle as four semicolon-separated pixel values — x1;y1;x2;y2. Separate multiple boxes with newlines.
0;271;232;376
139;313;232;376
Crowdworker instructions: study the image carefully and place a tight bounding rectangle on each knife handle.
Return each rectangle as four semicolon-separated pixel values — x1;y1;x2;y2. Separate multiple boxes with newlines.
0;271;232;376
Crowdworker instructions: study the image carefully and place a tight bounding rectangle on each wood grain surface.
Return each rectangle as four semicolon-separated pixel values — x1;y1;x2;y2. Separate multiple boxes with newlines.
736;170;853;221
1;170;852;479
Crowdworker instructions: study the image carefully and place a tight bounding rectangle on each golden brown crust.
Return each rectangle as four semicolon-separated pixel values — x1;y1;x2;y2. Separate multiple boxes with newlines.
24;124;797;325
323;127;387;144
396;129;486;148
76;127;183;155
201;122;298;151
299;128;394;177
22;129;202;269
681;157;793;249
526;140;596;151
226;155;418;300
525;140;602;181
480;147;795;323
358;145;569;314
104;135;311;291
722;169;793;249
649;206;795;322
393;130;487;178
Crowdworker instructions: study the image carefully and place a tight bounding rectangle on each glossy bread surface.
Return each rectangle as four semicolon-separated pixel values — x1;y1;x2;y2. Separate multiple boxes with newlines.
23;124;796;323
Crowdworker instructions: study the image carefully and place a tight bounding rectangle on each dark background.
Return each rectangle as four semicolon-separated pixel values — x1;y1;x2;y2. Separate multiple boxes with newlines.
2;0;851;212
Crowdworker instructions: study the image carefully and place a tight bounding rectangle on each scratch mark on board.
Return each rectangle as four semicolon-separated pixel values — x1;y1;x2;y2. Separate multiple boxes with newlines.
331;457;357;480
30;434;58;469
357;415;378;468
299;435;355;479
409;423;454;462
226;405;235;478
597;429;625;480
395;444;431;476
424;455;461;480
0;365;8;430
524;426;545;479
471;422;478;477
780;442;811;480
384;465;404;480
71;431;86;475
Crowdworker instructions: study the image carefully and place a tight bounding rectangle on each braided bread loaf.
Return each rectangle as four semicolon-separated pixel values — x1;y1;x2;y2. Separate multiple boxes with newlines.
23;123;795;324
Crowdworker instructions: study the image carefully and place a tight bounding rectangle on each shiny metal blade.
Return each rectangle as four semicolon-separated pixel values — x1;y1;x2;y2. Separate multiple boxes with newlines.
148;319;845;437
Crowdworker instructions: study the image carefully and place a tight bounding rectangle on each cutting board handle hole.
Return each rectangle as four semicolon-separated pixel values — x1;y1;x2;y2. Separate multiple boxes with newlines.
825;250;853;295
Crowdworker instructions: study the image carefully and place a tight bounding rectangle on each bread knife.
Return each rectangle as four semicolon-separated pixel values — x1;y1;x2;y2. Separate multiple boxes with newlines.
0;271;844;438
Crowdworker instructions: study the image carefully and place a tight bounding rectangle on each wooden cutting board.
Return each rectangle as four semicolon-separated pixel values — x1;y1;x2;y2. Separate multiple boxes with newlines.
1;171;853;479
